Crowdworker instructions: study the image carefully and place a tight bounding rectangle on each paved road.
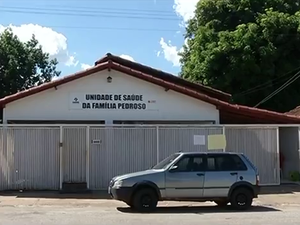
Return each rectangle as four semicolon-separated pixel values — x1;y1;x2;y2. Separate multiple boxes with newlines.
0;193;300;225
0;203;300;225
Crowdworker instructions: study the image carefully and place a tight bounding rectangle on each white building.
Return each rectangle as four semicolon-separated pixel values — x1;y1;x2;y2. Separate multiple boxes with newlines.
1;53;299;125
0;53;299;191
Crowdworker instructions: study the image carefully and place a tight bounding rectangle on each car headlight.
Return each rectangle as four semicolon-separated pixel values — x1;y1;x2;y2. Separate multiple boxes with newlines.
113;180;123;188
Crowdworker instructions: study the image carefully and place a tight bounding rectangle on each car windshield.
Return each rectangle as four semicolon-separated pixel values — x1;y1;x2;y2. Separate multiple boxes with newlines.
152;153;181;170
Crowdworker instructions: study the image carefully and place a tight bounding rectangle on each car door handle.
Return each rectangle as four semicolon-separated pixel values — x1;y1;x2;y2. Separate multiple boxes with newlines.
197;173;204;177
230;172;238;176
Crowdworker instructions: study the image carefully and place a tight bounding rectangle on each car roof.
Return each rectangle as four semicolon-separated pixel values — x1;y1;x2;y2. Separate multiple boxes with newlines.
178;152;243;156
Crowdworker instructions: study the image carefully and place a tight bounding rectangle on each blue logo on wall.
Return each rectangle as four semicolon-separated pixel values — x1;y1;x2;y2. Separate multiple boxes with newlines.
72;97;79;104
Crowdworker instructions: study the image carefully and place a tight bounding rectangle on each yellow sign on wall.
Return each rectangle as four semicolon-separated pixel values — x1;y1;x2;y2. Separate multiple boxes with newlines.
207;134;227;150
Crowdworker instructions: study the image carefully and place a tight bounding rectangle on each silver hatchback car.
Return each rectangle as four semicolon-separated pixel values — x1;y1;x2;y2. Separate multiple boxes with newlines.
108;152;260;212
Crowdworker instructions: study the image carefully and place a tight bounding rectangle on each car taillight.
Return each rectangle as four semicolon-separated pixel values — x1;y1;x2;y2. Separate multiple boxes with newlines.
256;175;260;186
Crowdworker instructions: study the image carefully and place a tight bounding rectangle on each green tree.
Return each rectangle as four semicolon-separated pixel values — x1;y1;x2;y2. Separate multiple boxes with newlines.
0;28;60;99
180;0;300;112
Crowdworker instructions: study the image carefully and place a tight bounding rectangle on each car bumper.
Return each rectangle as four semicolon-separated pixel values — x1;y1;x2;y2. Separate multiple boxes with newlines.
109;186;133;203
253;185;260;198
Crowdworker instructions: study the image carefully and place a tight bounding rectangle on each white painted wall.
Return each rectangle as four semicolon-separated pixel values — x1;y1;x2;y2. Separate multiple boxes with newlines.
3;70;220;124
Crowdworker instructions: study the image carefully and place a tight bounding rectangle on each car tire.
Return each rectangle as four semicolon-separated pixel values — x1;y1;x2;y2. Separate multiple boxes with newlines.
230;187;253;210
214;200;228;207
132;188;158;212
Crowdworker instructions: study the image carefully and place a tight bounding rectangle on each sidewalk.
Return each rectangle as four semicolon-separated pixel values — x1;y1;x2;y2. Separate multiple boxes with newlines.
1;194;300;208
1;184;300;198
260;184;300;194
0;184;300;207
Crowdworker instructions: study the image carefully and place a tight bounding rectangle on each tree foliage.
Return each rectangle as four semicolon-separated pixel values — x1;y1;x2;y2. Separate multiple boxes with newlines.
180;0;300;112
0;28;60;99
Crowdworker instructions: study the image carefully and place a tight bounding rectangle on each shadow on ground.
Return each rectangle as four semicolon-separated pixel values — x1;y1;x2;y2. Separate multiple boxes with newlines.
117;205;280;214
0;190;111;199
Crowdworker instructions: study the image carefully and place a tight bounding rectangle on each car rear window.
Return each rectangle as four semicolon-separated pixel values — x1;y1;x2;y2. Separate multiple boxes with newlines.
240;154;257;172
207;154;247;171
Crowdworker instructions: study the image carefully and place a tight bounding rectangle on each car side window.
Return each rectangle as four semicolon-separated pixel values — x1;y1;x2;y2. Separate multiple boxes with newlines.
173;155;206;172
207;154;247;171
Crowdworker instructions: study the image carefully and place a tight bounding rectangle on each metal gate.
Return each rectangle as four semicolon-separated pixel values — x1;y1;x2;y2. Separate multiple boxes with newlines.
62;127;87;183
225;127;279;185
1;127;60;190
88;127;157;190
0;124;282;191
158;126;224;161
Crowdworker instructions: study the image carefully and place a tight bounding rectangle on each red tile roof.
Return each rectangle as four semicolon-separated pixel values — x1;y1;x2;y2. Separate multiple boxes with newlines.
1;52;300;124
286;106;300;117
96;53;232;102
220;105;300;124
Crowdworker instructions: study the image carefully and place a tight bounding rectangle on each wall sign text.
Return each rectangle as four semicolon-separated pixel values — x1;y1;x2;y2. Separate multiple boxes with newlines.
69;93;157;110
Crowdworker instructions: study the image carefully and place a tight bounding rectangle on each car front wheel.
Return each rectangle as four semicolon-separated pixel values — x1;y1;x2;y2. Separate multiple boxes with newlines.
230;187;253;210
132;188;158;212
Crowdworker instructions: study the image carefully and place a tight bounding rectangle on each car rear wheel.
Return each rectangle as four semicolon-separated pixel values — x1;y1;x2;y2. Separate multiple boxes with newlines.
230;187;253;210
132;188;158;212
214;200;228;207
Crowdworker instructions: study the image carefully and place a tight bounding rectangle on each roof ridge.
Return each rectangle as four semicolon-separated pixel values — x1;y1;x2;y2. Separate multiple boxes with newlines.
95;53;232;100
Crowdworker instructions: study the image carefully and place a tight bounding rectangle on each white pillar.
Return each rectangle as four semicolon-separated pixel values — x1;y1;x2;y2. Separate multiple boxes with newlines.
59;126;63;190
86;125;90;189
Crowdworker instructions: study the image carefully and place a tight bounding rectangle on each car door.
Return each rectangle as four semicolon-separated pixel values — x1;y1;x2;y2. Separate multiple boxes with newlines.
165;154;206;199
203;154;247;197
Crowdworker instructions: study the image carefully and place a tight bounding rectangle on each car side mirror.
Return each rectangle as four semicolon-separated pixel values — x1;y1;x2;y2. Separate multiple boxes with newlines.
169;165;178;172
